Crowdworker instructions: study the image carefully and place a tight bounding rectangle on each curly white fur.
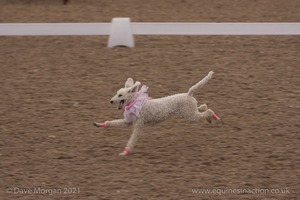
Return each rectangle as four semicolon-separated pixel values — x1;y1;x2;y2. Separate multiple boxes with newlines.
94;71;222;155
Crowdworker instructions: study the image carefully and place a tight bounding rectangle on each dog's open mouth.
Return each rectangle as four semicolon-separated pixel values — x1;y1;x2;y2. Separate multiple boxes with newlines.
118;100;125;110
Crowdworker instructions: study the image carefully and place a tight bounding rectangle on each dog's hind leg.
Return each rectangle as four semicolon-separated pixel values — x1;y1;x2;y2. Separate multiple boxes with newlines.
198;103;208;112
119;122;143;156
197;104;214;123
183;106;222;124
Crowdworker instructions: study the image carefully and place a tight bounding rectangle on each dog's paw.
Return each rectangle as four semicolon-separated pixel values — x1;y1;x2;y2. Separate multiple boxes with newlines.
212;114;224;124
93;122;106;127
217;117;224;124
93;122;101;127
119;149;129;156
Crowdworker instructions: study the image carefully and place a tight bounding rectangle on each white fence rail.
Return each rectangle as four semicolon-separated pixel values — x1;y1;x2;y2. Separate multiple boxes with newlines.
0;23;110;36
1;22;300;36
134;23;300;35
1;18;299;47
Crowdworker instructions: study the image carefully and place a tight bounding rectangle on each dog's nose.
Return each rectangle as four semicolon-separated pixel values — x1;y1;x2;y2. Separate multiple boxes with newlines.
110;100;114;104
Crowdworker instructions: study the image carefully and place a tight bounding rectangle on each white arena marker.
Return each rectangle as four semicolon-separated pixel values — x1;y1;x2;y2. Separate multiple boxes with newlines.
108;18;134;48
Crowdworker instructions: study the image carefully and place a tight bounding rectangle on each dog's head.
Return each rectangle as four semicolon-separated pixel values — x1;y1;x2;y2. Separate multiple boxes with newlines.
110;78;141;110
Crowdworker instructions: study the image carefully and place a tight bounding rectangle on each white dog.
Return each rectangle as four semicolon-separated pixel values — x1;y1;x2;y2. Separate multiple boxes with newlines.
94;71;222;155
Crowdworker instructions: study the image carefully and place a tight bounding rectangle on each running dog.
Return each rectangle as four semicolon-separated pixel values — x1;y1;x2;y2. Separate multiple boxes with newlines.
94;71;222;155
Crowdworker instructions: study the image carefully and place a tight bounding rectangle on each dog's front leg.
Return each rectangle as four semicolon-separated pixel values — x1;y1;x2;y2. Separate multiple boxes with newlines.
119;122;143;156
93;119;130;128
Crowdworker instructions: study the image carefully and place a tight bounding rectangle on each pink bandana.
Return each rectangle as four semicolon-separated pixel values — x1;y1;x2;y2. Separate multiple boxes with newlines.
124;85;150;123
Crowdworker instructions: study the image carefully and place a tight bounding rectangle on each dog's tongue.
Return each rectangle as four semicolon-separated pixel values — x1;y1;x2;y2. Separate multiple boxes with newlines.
118;101;124;110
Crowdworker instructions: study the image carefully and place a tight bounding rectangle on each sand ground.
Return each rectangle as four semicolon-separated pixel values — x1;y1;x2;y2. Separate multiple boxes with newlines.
0;0;299;199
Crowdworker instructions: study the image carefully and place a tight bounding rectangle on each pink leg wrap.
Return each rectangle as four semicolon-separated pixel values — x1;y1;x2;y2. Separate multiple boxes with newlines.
212;113;217;119
101;122;106;127
123;148;129;154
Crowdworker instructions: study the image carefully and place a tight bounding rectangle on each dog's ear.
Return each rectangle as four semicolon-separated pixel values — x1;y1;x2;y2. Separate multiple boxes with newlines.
125;78;134;88
128;81;141;93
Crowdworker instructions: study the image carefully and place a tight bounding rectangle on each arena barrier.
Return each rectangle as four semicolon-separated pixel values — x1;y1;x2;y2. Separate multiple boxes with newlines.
1;18;300;47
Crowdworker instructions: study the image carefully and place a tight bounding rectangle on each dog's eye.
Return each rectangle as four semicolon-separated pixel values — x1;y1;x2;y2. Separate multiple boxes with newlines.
118;94;122;97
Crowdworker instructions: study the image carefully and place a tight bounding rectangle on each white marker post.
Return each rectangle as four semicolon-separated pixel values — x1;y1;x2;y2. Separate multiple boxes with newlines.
108;18;134;48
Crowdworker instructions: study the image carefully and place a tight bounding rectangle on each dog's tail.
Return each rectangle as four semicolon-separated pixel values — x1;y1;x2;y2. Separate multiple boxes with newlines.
187;71;214;96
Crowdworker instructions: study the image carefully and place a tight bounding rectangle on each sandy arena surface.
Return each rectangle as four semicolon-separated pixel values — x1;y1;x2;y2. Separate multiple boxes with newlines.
0;0;299;199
